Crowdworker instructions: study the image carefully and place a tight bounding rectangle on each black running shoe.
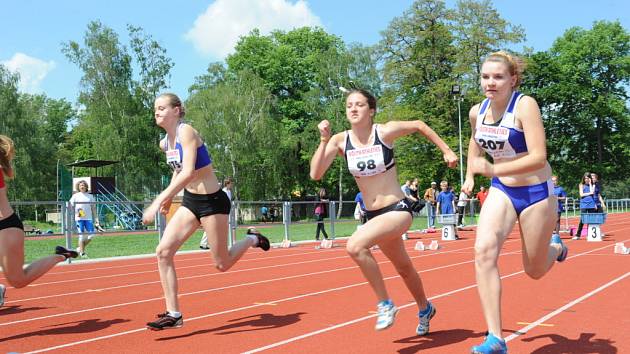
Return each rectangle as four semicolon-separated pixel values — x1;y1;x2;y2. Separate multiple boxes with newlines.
55;246;78;259
247;228;270;251
147;312;183;331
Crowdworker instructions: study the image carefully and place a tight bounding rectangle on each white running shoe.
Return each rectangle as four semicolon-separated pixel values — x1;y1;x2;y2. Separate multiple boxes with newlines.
375;300;398;330
416;301;436;335
0;284;6;307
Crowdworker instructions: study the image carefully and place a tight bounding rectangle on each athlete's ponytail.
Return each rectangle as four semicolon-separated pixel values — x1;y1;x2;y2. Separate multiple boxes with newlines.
0;135;15;179
157;93;186;118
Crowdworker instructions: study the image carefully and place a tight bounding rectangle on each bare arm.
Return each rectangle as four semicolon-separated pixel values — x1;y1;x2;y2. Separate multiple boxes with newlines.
379;120;458;167
463;104;484;194
310;120;343;180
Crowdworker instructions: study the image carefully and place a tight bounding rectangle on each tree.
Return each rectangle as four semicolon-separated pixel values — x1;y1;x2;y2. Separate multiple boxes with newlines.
225;27;356;199
523;20;630;195
449;0;526;84
62;21;173;197
186;70;279;200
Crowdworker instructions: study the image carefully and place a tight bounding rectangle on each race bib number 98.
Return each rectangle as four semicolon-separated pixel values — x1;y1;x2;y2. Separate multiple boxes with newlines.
347;145;386;177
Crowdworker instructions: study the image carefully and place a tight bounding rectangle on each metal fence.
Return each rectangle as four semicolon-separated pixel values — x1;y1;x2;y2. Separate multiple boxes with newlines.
13;197;630;262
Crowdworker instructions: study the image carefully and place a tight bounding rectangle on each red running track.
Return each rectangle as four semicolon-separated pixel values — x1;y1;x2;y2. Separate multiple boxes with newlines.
1;213;629;353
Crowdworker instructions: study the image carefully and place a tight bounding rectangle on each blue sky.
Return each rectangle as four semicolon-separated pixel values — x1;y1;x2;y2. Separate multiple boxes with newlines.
1;0;628;105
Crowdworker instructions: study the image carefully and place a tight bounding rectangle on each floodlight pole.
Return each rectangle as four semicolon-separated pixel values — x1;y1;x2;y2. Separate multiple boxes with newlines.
451;85;464;187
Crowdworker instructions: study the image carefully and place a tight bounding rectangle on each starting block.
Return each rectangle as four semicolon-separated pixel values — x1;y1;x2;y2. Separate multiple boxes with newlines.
414;241;425;251
581;213;606;242
280;239;292;248
437;214;457;241
428;240;440;250
614;242;629;255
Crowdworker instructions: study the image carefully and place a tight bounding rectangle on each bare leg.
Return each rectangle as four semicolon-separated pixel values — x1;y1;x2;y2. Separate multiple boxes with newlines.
474;189;518;339
203;214;255;272
518;195;561;279
345;211;412;302
155;208;200;313
379;235;428;309
0;228;65;288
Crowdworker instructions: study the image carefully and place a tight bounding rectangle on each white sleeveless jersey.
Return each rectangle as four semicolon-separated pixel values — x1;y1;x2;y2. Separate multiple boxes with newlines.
474;91;528;159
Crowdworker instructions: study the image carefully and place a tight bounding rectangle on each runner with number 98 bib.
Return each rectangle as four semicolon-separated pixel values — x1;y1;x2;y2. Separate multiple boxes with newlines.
310;88;457;336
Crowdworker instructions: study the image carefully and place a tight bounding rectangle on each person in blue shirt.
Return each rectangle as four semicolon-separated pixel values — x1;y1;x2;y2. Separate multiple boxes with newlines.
551;176;567;235
354;191;367;224
436;181;455;215
590;173;606;213
573;173;597;240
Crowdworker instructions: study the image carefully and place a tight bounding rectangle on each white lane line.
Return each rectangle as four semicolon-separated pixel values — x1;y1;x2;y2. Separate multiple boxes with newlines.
18;250;519;353
505;271;630;341
0;243;481;327
16;232;627;352
239;243;623;354
6;239;479;304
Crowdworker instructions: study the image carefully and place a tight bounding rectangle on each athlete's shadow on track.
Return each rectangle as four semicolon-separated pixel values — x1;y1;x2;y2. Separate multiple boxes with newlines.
0;318;130;343
522;332;617;353
0;305;51;316
157;312;307;341
394;329;484;353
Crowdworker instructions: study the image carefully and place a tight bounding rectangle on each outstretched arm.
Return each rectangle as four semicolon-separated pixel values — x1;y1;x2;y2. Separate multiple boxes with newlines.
379;120;458;168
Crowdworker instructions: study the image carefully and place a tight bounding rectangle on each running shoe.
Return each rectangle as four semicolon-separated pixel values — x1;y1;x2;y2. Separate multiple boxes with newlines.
471;332;507;354
551;234;568;262
146;312;183;331
416;301;436;335
247;228;270;251
0;284;6;307
55;246;78;259
375;299;398;330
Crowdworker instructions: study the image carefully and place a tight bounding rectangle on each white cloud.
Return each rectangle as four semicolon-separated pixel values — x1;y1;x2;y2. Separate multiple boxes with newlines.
1;53;56;94
185;0;322;58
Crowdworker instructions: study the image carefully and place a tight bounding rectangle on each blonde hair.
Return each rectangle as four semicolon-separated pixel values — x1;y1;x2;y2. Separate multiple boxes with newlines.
484;51;526;88
0;135;15;178
157;93;186;118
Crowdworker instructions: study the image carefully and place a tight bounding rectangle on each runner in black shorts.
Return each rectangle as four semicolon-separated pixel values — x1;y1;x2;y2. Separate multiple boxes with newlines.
0;135;77;307
142;93;271;330
310;89;457;335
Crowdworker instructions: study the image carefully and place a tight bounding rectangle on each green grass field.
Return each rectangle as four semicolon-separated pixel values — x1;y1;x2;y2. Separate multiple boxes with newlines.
24;216;474;263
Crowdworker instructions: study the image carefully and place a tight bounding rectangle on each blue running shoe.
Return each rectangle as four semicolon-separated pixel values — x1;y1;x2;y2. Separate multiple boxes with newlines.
471;332;507;354
416;301;436;335
551;234;568;262
375;299;398;330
